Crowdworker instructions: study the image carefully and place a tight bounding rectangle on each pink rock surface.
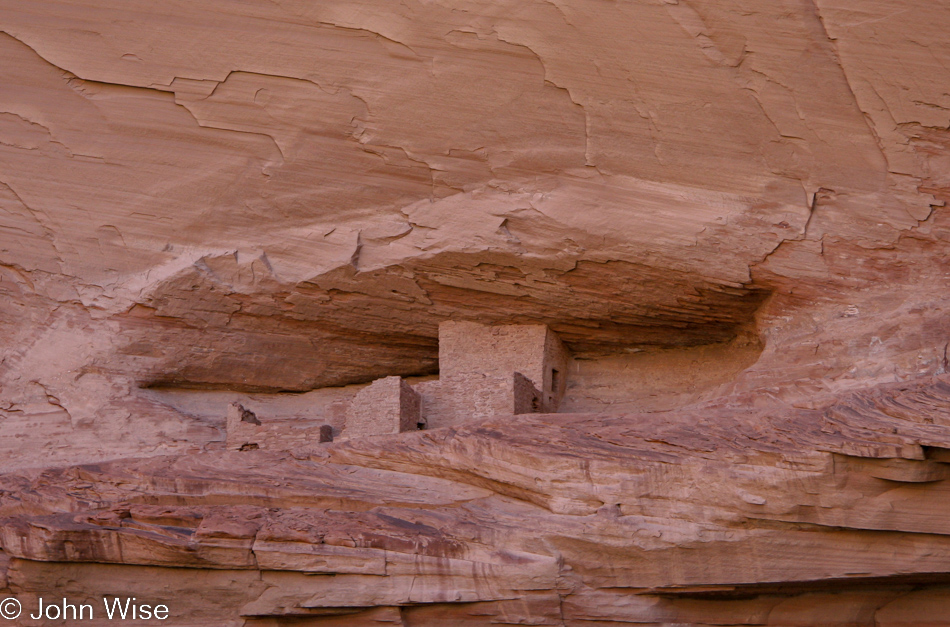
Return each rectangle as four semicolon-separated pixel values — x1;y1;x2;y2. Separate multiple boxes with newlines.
2;0;950;624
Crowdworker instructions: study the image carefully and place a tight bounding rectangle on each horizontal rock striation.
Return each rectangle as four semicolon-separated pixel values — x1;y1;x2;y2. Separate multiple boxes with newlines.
5;377;950;624
3;0;950;624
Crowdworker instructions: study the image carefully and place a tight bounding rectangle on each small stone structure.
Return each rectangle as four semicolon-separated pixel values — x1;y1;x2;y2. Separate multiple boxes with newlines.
225;322;570;446
421;321;570;426
226;403;333;451
512;371;543;415
342;375;422;439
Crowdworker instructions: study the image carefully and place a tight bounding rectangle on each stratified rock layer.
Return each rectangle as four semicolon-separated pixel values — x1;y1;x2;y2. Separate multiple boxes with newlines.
5;377;950;624
3;0;950;624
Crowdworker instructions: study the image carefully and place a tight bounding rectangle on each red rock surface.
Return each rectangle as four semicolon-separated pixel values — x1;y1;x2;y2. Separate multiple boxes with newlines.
2;0;950;624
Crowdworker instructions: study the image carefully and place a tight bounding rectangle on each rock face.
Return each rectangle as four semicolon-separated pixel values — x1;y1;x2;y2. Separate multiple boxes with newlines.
3;0;950;625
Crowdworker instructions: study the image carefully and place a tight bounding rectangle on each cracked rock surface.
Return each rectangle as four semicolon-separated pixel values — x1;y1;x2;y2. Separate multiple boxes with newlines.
3;0;950;624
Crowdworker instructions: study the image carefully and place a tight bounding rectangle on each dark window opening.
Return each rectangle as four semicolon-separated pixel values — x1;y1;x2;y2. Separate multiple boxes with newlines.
240;406;261;425
550;369;560;392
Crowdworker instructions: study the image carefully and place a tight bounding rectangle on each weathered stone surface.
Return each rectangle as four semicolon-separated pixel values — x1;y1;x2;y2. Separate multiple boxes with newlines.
5;378;950;623
3;0;950;624
343;376;421;439
226;402;333;452
417;322;569;426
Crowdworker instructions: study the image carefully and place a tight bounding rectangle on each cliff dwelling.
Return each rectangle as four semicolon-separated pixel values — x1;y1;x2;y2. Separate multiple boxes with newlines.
7;2;950;624
226;321;572;450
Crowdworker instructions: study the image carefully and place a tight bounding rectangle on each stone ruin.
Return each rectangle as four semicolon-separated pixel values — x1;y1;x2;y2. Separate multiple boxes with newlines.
418;321;570;427
342;376;422;439
225;321;571;448
226;403;333;452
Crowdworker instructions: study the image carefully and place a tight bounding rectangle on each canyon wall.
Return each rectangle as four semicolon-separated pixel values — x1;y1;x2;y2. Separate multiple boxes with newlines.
3;0;950;624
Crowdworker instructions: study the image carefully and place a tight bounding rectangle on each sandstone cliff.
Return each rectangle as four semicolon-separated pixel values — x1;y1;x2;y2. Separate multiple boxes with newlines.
2;0;950;624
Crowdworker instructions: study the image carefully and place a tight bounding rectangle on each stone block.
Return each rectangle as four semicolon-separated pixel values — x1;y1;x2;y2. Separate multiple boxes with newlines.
424;322;570;426
512;372;542;415
343;376;421;439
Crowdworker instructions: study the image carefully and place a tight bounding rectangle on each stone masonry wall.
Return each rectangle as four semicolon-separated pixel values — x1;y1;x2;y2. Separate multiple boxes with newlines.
224;325;567;442
226;403;332;451
512;372;543;415
439;322;548;383
342;376;421;439
423;322;570;426
540;328;570;412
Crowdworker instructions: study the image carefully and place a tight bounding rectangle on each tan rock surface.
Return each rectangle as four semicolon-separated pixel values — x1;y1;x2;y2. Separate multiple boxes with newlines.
5;378;950;623
2;0;950;624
